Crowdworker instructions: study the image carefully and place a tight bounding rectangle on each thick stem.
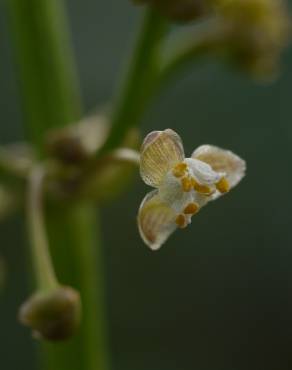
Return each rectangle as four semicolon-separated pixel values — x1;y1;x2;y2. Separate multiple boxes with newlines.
6;0;81;152
6;1;109;370
100;7;169;154
44;203;109;370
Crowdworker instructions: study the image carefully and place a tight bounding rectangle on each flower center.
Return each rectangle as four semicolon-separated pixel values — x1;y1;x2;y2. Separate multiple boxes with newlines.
172;162;213;195
172;161;229;195
166;161;230;229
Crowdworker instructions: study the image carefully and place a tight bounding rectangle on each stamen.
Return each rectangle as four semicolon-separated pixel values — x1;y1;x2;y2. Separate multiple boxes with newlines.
172;162;187;178
184;203;199;215
191;178;213;195
216;177;230;193
181;177;193;192
175;214;187;229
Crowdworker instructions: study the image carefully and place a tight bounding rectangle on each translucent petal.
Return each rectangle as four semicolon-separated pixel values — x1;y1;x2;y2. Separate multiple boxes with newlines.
158;172;185;209
192;145;246;189
138;190;177;250
140;129;185;187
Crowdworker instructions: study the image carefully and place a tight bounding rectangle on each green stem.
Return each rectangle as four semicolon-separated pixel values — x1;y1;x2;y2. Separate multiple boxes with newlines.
27;165;58;291
158;28;221;88
44;203;109;370
100;7;169;154
6;0;81;152
100;12;224;156
6;1;109;370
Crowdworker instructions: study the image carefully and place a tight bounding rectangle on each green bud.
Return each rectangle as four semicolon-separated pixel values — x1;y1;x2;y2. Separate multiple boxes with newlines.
218;0;290;79
18;286;81;341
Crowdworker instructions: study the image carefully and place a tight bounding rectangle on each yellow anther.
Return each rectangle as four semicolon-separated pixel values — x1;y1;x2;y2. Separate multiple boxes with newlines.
172;162;187;178
191;178;213;195
184;202;199;215
175;214;187;229
181;177;193;192
216;177;230;193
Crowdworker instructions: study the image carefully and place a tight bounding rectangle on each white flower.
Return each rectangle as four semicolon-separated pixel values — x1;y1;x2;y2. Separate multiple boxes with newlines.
138;129;246;250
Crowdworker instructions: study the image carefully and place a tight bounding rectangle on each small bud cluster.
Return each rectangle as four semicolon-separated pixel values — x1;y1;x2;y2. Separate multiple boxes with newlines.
217;0;290;78
45;114;140;202
132;0;290;78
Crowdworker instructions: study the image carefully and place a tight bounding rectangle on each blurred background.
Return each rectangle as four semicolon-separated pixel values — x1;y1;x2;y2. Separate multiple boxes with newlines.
1;0;292;369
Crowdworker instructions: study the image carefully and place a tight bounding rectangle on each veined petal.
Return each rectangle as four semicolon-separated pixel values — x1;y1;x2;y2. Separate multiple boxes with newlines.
140;129;184;187
138;190;177;250
192;145;246;189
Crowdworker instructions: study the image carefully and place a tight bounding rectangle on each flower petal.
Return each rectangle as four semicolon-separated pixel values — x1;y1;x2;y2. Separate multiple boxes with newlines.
138;190;177;250
192;145;246;189
140;129;185;187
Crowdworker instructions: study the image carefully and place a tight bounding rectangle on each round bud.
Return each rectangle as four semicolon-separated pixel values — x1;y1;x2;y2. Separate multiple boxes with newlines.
45;114;108;164
18;286;81;341
218;0;290;79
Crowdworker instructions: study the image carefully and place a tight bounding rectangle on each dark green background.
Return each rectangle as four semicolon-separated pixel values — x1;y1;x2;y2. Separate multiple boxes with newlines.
1;1;292;369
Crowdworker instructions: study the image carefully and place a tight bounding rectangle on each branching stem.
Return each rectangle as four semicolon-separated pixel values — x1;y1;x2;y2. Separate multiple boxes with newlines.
27;165;58;291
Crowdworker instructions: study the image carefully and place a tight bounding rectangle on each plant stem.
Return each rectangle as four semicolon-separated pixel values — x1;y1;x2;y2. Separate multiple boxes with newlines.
100;7;169;154
100;12;223;156
6;0;81;152
158;28;221;88
6;1;109;370
44;203;109;370
27;165;58;291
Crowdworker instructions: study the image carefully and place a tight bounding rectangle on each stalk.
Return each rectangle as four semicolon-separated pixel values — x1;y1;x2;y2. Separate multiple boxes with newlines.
158;20;225;87
101;7;169;154
6;0;81;152
27;165;58;292
44;203;109;370
5;1;109;369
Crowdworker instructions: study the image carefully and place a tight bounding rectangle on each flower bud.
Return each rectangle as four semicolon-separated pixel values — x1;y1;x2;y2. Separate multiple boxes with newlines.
45;112;140;202
133;0;209;22
18;286;81;341
218;0;290;79
46;114;108;164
